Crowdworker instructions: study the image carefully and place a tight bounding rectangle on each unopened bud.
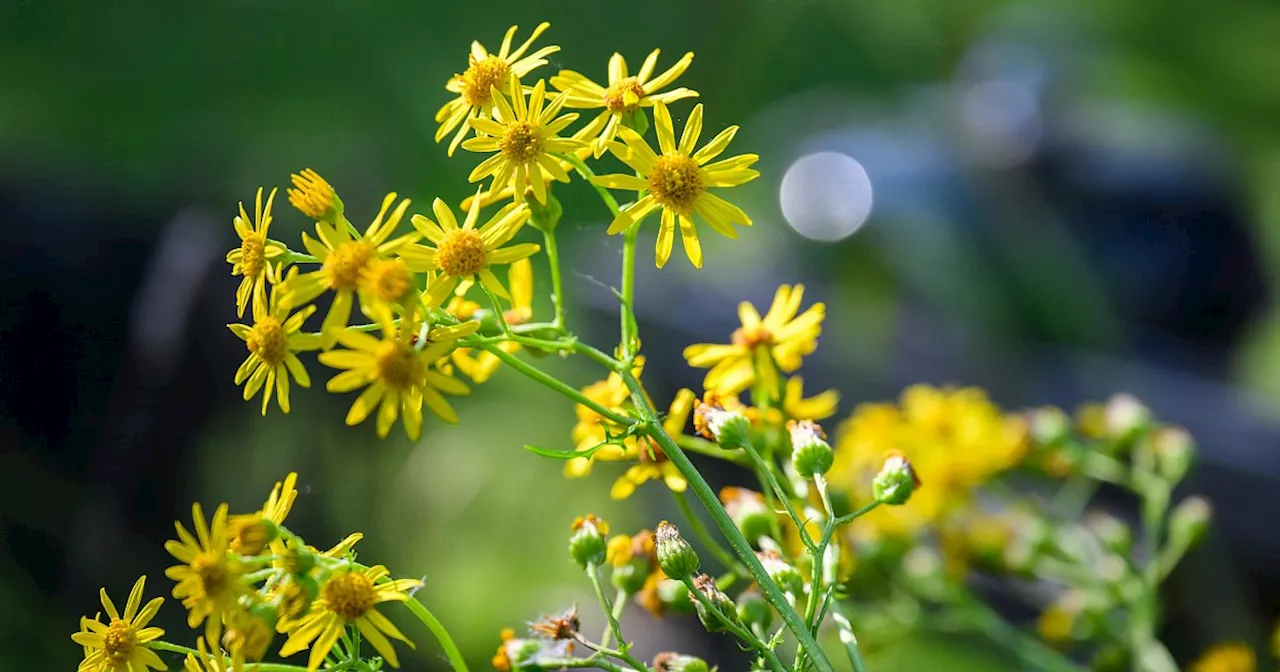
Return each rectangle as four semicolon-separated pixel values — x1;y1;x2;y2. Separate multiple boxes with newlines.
720;487;775;546
736;589;773;631
527;193;563;233
873;451;920;505
655;521;700;580
274;575;317;624
1084;512;1132;555
692;574;738;633
757;550;804;595
1105;394;1151;442
279;538;317;576
229;515;278;556
788;420;834;477
656;577;695;613
653;652;710;672
1168;496;1211;551
1151;426;1195;484
1029;407;1071;447
569;515;609;569
693;393;751;449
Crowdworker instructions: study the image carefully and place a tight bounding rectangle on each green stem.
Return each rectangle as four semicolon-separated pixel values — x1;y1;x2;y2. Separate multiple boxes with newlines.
679;577;786;672
146;641;305;672
830;602;870;672
473;342;634;426
601;587;629;649
675;434;753;467
741;437;816;551
620;227;638;360
400;598;470;672
587;564;650;671
622;372;835;672
480;283;512;336
542;228;567;330
540;657;630;671
673;489;743;574
562;154;623;216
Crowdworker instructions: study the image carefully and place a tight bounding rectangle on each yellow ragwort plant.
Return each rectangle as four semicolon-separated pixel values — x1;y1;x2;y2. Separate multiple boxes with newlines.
81;19;1223;672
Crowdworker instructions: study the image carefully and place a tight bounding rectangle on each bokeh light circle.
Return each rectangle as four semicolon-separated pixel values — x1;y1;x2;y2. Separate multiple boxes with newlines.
779;151;873;242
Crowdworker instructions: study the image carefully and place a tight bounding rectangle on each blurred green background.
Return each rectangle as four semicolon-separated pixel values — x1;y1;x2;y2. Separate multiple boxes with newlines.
4;0;1280;669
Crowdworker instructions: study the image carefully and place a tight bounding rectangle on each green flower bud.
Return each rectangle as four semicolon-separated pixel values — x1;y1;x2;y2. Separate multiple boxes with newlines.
656;578;695;613
692;574;739;633
694;394;751;449
721;487;774;547
229;514;279;556
569;515;609;569
654;652;711;672
1104;394;1151;443
788;420;833;477
611;558;650;595
736;589;773;631
1029;407;1071;447
1084;512;1132;554
528;192;563;233
1168;496;1211;551
655;521;700;580
279;538;317;576
756;550;804;595
622;107;650;136
1151;426;1195;484
873;452;919;505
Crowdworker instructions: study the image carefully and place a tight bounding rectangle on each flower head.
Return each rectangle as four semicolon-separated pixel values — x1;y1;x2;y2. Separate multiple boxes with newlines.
563;361;643;480
165;503;250;646
288;168;343;223
182;637;243;672
610;389;695;499
683;284;824;396
551;50;698;157
228;269;321;415
436;23;560;156
226;187;286;318
1190;643;1255;672
318;316;475;438
462;76;588;205
72;576;166;672
783;376;839;422
281;190;418;347
401;194;536;304
279;565;422;671
229;472;298;556
594;102;759;268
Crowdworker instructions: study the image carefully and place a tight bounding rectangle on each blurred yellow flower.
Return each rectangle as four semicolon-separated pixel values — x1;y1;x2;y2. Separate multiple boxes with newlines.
436;23;559;156
164;503;249;647
782;376;839;422
829;385;1028;540
610;389;695;499
564;361;643;479
594;102;759;268
462;76;588;205
401;195;535;305
281;192;418;347
72;576;166;672
228;269;321;415
1190;643;1255;672
229;472;298;556
319;316;475;438
226;187;286;318
279;565;422;671
683;284;824;396
551;50;698;157
182;637;241;672
452;258;535;383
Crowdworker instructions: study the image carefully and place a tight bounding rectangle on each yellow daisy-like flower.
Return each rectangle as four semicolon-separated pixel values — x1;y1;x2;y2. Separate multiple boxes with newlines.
279;565;422;672
164;503;250;646
400;192;536;304
229;269;321;415
288;168;344;223
563;360;644;479
228;471;298;556
281;191;417;347
182;638;242;672
782;376;839;422
318;317;476;438
1190;643;1256;672
610;389;695;499
594;102;759;268
462;76;588;205
451;258;534;383
72;576;166;672
436;22;560;156
683;284;824;396
226;187;286;318
551;49;698;157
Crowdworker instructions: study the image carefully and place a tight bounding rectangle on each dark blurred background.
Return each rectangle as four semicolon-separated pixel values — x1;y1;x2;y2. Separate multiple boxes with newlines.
4;1;1280;669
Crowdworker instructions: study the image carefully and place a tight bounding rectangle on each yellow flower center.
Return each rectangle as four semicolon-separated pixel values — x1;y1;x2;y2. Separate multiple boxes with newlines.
103;619;137;663
499;121;543;164
731;323;773;349
604;77;646;112
192;553;230;599
375;340;426;391
323;572;377;622
288;169;339;220
361;258;414;304
322;241;374;290
247;317;288;366
648;154;704;215
436;229;487;277
240;234;267;278
462;55;510;108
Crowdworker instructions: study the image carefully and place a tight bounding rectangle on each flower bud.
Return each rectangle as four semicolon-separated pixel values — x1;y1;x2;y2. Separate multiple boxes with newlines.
1029;407;1071;446
757;550;804;595
229;514;278;556
622;107;650;136
693;392;751;449
1104;394;1151;442
1084;512;1132;555
873;451;919;505
653;652;710;672
736;589;773;631
788;420;834;477
720;487;775;546
655;521;700;580
692;574;738;633
279;538;317;576
527;192;563;233
655;577;695;613
569;514;610;569
1151;426;1195;484
1168;496;1211;551
273;575;317;624
224;608;275;662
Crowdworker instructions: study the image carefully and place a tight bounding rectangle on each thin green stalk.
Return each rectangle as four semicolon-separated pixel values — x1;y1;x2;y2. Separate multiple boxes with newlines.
679;577;786;672
146;641;305;672
741;437;816;551
480;283;512;335
622;372;835;672
542;228;567;329
474;342;634;426
601;587;630;649
674;489;743;574
830;602;870;672
401;598;470;672
675;434;753;467
587;564;649;671
620;227;638;360
540;656;630;671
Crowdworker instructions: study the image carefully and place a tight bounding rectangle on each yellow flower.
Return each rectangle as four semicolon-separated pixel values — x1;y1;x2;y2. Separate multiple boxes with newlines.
288;168;343;223
782;376;839;422
828;385;1028;540
229;472;298;556
451;258;535;383
563;361;643;479
610;389;695;499
551;50;698;157
228;270;321;415
594;102;759;268
182;638;241;672
226;187;286;318
72;576;166;672
358;257;421;330
683;284;824;396
281;191;418;347
462;76;588;205
401;193;536;304
1190;643;1255;672
164;503;250;646
279;565;422;671
436;22;559;156
318;317;476;438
